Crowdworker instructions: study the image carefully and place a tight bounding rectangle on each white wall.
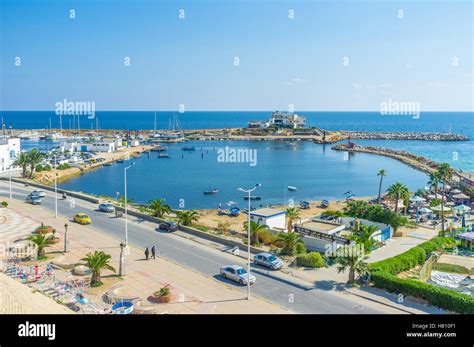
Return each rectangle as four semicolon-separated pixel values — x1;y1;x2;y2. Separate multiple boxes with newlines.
250;214;286;230
0;138;21;173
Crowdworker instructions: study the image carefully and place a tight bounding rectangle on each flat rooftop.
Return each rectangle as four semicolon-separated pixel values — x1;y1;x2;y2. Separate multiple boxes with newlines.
250;208;286;218
299;220;344;234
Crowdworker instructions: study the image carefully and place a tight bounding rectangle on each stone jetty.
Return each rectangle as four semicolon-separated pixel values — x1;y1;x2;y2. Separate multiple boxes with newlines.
340;131;468;141
331;143;461;183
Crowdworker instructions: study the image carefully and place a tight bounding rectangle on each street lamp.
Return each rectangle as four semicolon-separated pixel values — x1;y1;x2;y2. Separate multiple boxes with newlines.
124;162;135;245
119;242;126;276
237;183;261;300
54;154;58;218
64;223;69;253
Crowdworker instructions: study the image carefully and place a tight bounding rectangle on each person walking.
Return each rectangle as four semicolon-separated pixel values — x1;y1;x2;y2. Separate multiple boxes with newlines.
144;247;149;260
151;245;156;259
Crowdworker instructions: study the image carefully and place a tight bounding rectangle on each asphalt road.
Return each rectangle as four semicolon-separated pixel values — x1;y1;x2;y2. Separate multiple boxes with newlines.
0;180;398;314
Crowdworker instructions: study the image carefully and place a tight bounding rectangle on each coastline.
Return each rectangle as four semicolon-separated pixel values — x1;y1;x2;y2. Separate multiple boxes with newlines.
331;143;461;183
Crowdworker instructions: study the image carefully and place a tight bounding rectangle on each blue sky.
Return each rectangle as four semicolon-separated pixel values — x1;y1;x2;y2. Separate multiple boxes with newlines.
0;0;472;111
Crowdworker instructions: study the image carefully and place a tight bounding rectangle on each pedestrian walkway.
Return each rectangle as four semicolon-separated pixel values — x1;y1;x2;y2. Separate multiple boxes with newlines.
0;207;38;245
0;199;289;314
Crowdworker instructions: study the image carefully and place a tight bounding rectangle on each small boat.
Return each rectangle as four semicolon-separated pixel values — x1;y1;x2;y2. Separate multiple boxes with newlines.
103;163;112;167
151;145;167;152
321;200;330;208
229;207;241;216
287;186;297;192
182;146;196;151
116;159;124;163
157;154;170;158
300;201;310;209
203;189;219;195
244;196;261;201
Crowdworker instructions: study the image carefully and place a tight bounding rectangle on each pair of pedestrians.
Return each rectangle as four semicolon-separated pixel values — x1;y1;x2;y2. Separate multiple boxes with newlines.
144;245;156;260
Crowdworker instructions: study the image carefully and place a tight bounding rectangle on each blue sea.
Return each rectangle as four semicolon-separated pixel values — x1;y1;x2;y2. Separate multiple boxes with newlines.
2;111;473;209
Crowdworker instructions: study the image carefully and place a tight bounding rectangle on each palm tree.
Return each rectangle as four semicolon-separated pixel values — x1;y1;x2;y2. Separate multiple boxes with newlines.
176;210;199;226
148;198;171;218
81;251;116;286
14;152;29;178
27;149;43;179
27;233;55;258
386;182;410;213
437;163;453;234
276;231;303;255
243;220;268;245
335;247;368;284
428;172;441;195
377;169;387;203
344;200;368;217
286;207;300;231
351;224;378;254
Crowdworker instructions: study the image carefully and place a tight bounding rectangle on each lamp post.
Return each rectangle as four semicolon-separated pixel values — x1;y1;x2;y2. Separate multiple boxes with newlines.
124;163;135;245
8;163;12;199
64;223;69;253
237;183;261;300
54;154;58;218
119;242;125;276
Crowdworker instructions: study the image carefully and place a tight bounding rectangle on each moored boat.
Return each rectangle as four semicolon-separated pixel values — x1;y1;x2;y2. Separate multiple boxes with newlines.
203;189;219;195
157;153;170;158
244;196;261;201
287;186;297;191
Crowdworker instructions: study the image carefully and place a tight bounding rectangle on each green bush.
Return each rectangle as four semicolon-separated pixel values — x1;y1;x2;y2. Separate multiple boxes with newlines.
295;242;307;254
43;164;52;171
369;237;456;275
369;237;471;314
57;163;71;170
1;201;8;208
35;164;43;172
371;271;474;314
344;201;408;231
257;229;275;245
296;252;324;268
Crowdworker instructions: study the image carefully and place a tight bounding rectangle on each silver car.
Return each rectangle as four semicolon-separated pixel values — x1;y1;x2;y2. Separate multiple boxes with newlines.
220;265;256;285
26;194;42;205
254;252;283;270
98;203;115;213
31;190;46;198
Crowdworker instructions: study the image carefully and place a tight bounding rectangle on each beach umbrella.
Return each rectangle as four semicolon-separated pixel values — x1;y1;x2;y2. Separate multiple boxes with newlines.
410;196;426;203
453;204;471;212
418;207;432;214
430;205;452;212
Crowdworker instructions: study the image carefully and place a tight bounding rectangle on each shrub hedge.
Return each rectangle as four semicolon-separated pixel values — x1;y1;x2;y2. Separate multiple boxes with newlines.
369;237;473;314
371;271;474;314
296;252;324;268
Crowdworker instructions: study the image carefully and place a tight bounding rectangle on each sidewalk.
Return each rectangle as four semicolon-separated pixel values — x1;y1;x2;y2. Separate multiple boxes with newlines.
0;199;289;314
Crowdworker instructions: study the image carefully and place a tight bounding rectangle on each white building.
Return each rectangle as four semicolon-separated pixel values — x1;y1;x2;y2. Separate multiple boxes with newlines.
268;111;306;129
249;208;286;230
0;138;21;173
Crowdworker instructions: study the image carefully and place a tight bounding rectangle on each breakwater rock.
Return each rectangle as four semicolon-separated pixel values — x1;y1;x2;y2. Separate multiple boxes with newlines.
341;131;468;141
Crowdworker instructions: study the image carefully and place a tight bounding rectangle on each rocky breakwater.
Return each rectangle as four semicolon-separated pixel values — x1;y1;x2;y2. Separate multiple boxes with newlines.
341;131;469;141
331;143;460;182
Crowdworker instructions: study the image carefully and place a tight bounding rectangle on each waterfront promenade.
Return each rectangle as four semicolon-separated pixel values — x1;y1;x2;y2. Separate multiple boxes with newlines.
0;180;426;314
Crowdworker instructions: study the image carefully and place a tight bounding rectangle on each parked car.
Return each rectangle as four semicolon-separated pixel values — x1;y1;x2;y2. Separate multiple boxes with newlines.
220;265;256;285
98;203;115;213
73;213;91;225
254;252;283;270
159;221;178;232
31;190;46;198
26;194;42;205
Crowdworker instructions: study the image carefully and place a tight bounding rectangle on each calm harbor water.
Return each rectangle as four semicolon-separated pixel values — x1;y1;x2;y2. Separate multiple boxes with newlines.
57;140;429;210
4;111;473;209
